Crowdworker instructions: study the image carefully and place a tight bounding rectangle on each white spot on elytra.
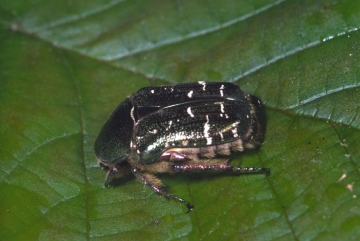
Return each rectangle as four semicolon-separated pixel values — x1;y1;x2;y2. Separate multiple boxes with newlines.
149;129;158;134
188;90;193;98
220;104;224;113
232;128;238;138
204;115;212;145
198;81;206;91
220;84;225;97
187;107;194;117
130;107;136;122
231;121;240;138
151;89;154;94
247;114;249;119
219;132;224;140
232;121;240;127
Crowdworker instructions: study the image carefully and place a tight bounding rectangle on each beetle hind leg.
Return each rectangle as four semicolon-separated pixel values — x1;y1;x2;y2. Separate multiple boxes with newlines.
172;159;270;176
131;168;194;212
230;166;270;176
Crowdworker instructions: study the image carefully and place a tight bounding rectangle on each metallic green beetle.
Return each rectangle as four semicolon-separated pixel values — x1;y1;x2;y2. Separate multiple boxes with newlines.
94;82;269;211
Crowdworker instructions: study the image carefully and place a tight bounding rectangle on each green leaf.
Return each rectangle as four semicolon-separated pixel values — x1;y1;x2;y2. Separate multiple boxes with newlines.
1;0;360;240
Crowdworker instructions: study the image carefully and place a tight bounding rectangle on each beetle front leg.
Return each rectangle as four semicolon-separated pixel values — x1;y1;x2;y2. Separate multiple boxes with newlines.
172;161;270;176
100;161;132;187
131;168;194;212
104;167;117;187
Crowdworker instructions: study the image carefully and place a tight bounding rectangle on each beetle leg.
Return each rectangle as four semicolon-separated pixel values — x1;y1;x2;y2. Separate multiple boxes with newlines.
131;168;194;212
172;161;270;176
104;168;117;187
102;161;132;187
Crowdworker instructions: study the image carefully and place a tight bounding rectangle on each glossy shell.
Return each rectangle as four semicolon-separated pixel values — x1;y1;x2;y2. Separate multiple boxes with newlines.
94;81;263;165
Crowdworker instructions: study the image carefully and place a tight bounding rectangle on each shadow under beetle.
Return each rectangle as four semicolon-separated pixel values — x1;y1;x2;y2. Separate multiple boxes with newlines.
94;81;269;211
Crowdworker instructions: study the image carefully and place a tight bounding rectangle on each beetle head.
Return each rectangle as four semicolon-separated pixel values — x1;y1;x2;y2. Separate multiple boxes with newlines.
94;97;133;164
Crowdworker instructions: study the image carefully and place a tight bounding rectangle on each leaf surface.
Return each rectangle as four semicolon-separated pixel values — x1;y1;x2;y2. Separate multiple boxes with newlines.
1;0;360;240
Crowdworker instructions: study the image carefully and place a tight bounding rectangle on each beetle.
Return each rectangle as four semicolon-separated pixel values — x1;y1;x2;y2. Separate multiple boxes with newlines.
94;81;269;211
